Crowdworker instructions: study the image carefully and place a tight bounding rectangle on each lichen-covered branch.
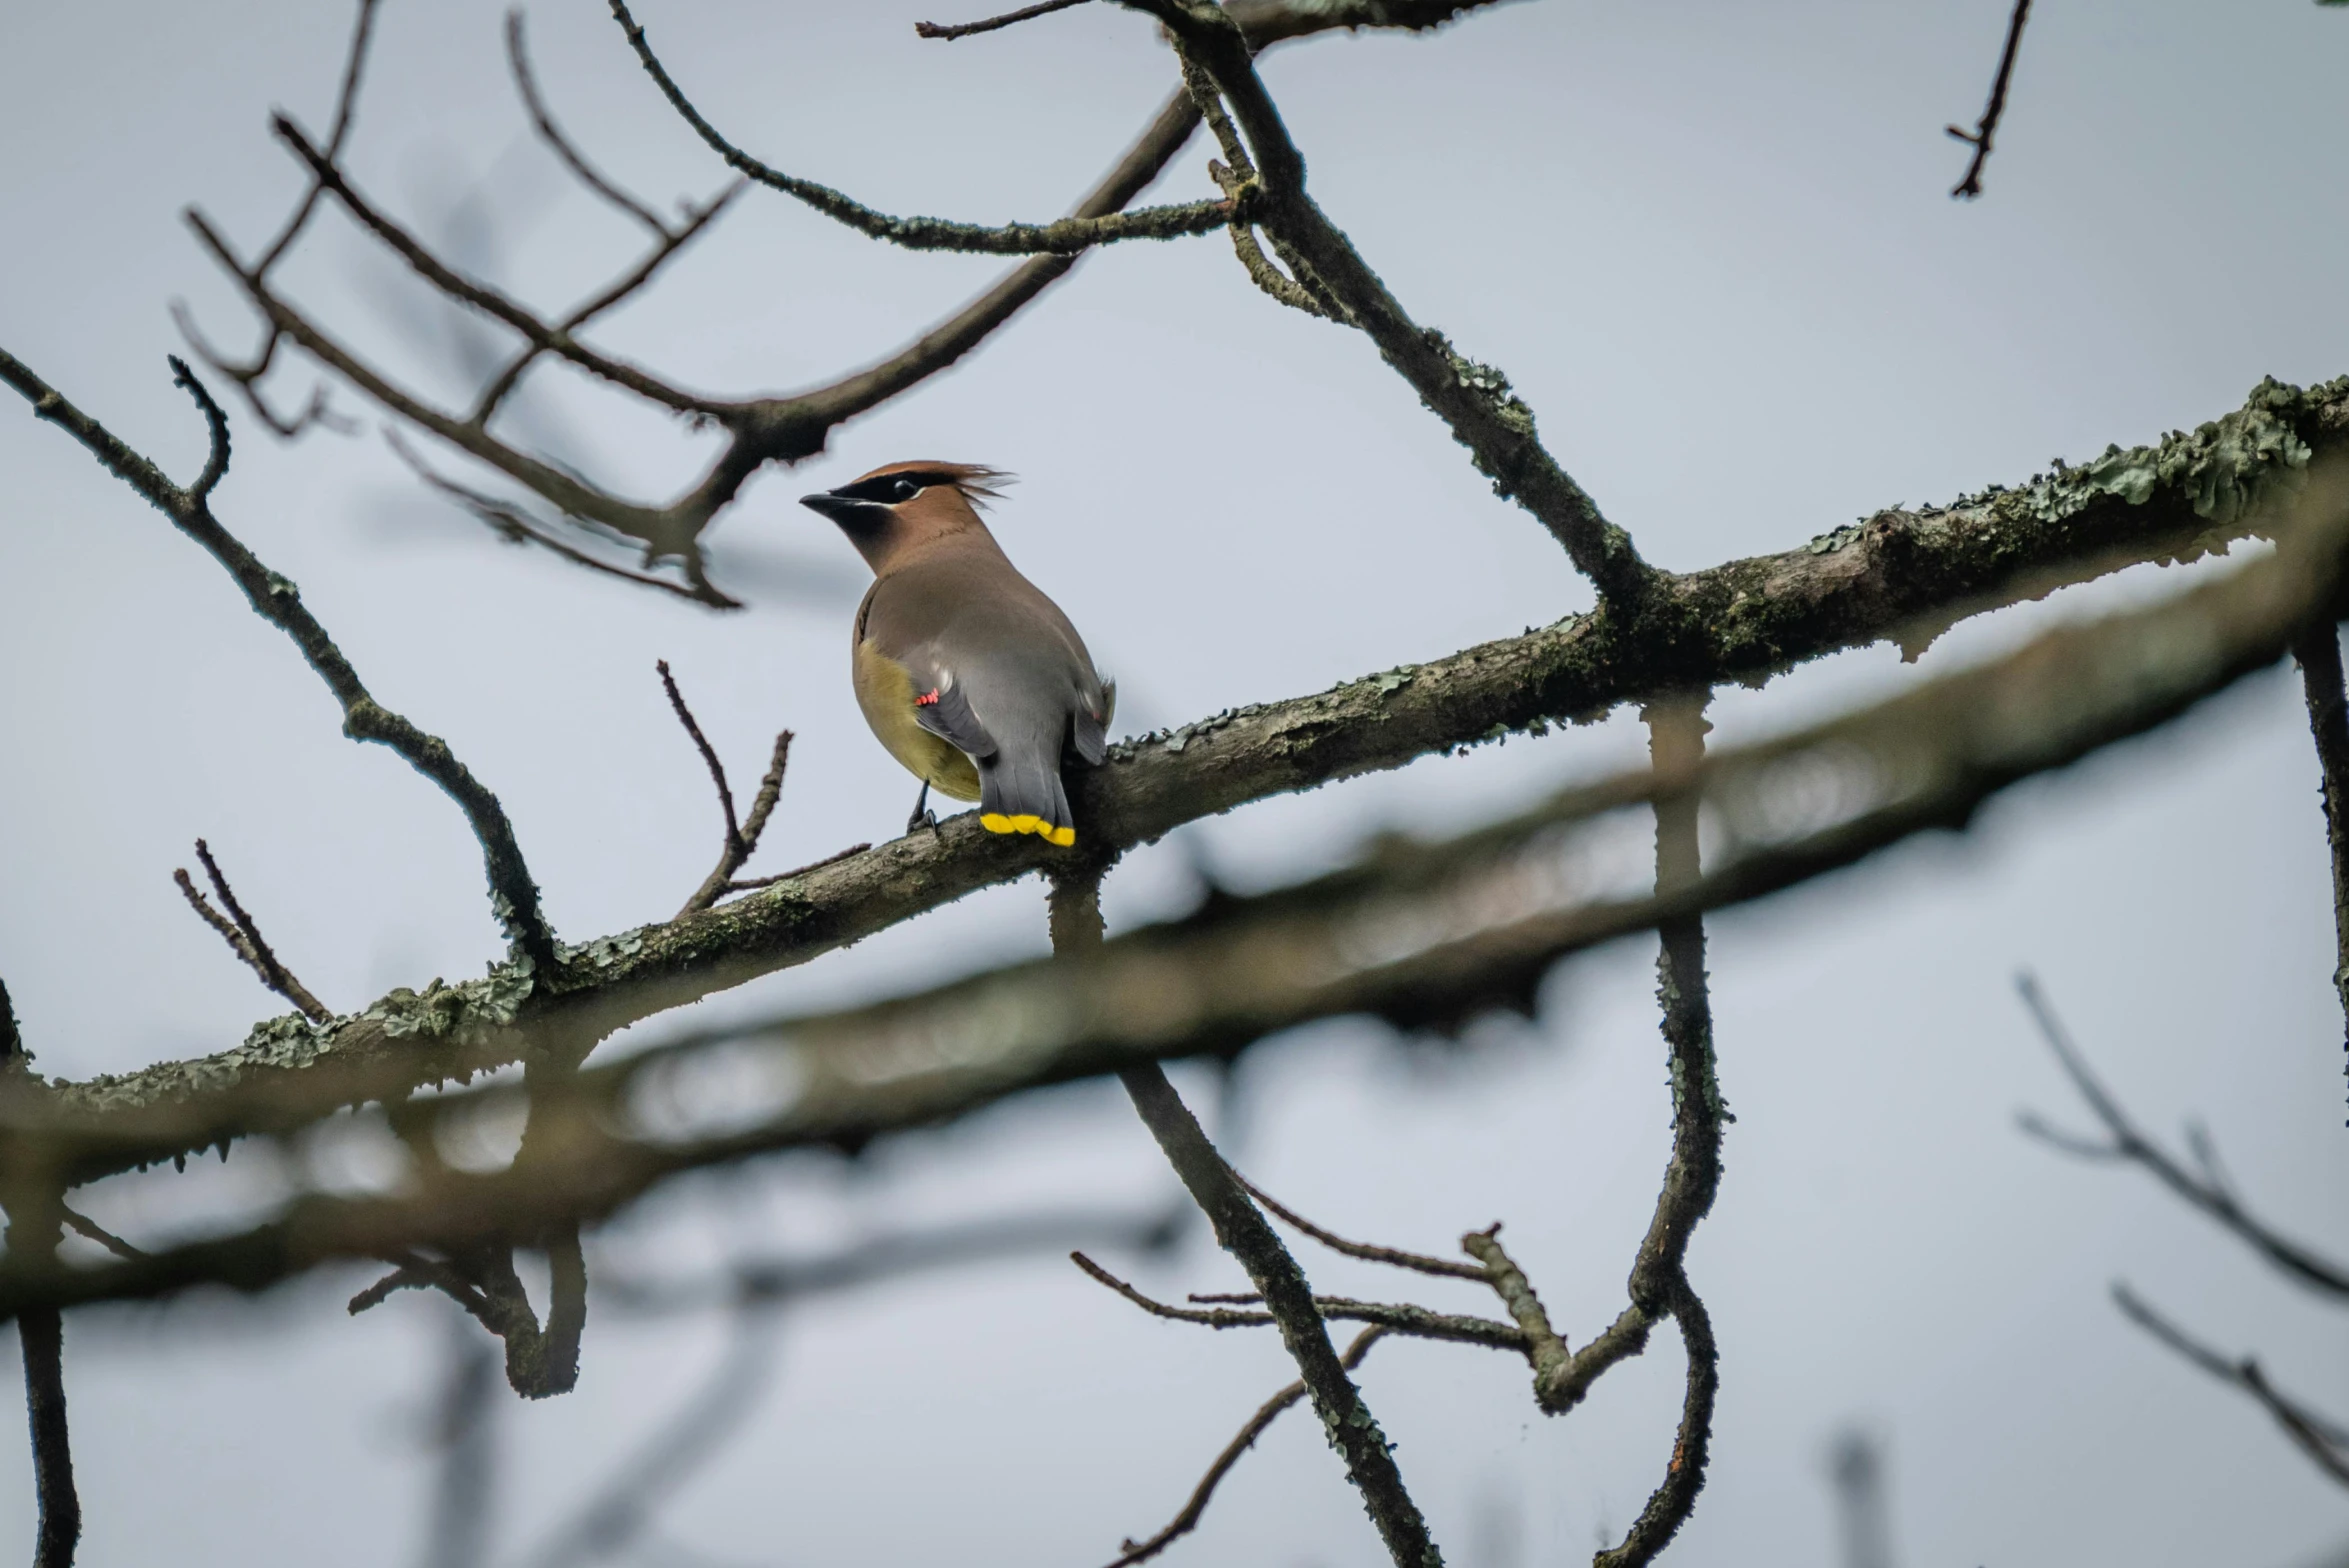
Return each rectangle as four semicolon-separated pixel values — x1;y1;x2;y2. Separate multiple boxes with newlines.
1591;697;1723;1568
5;453;2341;1318
9;373;2343;1192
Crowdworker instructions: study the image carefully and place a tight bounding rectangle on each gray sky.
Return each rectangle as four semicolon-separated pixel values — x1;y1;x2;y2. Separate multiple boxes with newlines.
3;1;2348;1564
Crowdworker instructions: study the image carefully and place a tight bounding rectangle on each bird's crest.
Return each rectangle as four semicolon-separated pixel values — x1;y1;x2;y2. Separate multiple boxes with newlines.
845;460;1013;509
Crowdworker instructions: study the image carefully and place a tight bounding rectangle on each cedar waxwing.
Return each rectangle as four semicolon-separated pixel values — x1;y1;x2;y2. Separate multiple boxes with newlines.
799;462;1113;847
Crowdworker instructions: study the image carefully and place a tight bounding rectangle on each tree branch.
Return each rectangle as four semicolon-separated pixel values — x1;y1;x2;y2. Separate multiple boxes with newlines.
918;0;1096;41
2113;1283;2349;1488
656;662;796;917
1946;0;2033;200
4;471;2347;1314
1050;861;1442;1568
1136;1;1651;601
1103;1324;1388;1568
1591;696;1723;1567
0;347;556;969
2017;976;2349;1299
609;0;1237;254
2293;623;2349;1104
9;377;2343;1196
173;839;331;1022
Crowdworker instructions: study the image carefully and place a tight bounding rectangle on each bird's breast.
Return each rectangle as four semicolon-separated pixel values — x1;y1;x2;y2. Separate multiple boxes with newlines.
852;639;982;800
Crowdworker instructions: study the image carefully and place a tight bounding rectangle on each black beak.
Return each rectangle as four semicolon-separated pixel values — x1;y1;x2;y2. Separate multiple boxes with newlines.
798;491;876;525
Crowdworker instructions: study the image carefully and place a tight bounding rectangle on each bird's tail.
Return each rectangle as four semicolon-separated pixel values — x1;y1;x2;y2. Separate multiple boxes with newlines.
978;744;1076;847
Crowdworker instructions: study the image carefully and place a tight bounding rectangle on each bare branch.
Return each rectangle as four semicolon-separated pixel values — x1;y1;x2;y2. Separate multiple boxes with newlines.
1104;1325;1389;1568
1947;0;2034;200
1236;1174;1485;1279
918;0;1095;41
1136;0;1650;600
383;430;740;608
2114;1283;2349;1487
608;0;1237;255
271;115;730;418
1073;1252;1526;1349
657;662;796;917
506;8;669;235
252;0;384;277
2018;975;2349;1299
173;840;331;1022
0;346;556;968
12;378;2344;1196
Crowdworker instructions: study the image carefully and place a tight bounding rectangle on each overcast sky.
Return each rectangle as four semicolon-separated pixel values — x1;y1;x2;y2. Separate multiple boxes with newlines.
4;2;2349;1565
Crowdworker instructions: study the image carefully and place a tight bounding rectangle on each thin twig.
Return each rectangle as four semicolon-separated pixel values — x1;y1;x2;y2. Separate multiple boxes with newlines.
253;0;384;277
1074;1253;1526;1350
659;661;796;917
2293;622;2349;1110
1946;0;2033;199
58;1207;144;1263
1234;1173;1485;1279
507;9;670;235
918;0;1094;40
2017;975;2349;1299
1104;1325;1388;1568
173;839;331;1021
608;0;1236;255
382;430;739;609
2114;1283;2349;1488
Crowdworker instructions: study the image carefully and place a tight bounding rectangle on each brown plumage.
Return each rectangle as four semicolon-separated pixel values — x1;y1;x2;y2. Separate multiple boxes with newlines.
800;461;1113;846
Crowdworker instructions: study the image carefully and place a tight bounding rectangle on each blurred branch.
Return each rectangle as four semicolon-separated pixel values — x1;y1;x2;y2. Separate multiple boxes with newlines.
2017;974;2349;1300
174;838;331;1022
0;348;556;968
513;1309;779;1568
420;1324;498;1568
505;8;668;236
2293;624;2349;1091
1946;0;2033;200
2113;1284;2349;1489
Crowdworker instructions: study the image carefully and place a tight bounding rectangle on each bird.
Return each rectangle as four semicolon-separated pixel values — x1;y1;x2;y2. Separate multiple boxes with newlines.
799;461;1113;847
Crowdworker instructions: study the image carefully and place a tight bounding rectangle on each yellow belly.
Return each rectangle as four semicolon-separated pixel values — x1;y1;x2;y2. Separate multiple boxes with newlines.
853;640;981;800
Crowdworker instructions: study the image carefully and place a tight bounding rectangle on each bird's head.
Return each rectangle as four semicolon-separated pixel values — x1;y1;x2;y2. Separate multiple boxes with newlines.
799;461;1010;573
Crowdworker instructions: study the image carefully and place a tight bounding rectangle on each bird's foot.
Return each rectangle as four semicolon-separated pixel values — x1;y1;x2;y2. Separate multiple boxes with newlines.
905;780;940;838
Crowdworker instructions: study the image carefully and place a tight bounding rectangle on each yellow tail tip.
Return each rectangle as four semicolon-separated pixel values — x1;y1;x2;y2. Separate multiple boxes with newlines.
980;813;1078;847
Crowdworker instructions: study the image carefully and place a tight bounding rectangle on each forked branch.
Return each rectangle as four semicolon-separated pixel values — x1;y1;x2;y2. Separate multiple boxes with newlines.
657;661;796;916
173;839;331;1022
